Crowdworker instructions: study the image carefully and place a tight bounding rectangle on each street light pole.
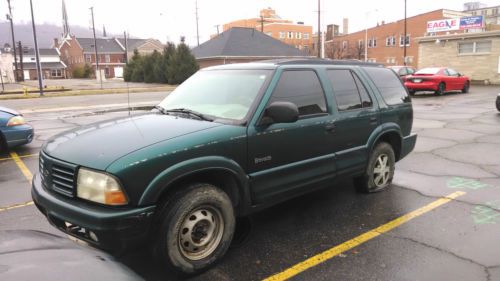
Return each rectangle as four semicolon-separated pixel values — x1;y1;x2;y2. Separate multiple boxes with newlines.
29;0;43;96
6;0;19;81
404;0;407;65
364;25;368;62
90;7;103;89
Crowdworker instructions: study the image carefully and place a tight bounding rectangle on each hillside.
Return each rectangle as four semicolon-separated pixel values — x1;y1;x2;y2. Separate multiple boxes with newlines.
0;21;122;48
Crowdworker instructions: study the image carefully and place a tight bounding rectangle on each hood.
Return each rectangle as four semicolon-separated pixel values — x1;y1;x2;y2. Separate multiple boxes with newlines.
0;230;142;281
0;106;20;116
43;113;222;170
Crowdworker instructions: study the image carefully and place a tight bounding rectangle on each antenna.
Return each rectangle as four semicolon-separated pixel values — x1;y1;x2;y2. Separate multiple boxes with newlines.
195;0;200;46
124;31;130;117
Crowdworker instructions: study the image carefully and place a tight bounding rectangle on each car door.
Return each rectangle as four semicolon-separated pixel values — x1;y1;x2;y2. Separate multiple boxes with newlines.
326;69;379;175
444;68;458;90
247;69;336;203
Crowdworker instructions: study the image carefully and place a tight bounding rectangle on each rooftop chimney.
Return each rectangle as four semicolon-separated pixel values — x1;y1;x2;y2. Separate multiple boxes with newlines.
342;18;349;34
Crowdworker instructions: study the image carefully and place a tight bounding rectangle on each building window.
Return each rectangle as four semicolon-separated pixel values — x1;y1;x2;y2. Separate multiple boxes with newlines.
458;41;492;54
368;58;376;63
50;69;62;78
493;8;498;15
368;37;377;48
342;41;348;49
386;57;396;64
295;32;302;39
358;40;364;49
105;54;110;63
279;32;286;39
400;35;410;47
405;56;414;63
287;32;293;39
481;10;487;15
85;54;91;63
303;33;310;39
105;67;110;77
386;36;396;46
303;45;309;53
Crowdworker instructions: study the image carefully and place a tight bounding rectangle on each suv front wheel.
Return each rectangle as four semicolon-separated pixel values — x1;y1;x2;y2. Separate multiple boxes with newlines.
354;142;395;193
153;183;235;275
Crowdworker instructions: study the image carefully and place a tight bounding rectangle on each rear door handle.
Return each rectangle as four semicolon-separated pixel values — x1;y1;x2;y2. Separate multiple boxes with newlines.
369;117;378;125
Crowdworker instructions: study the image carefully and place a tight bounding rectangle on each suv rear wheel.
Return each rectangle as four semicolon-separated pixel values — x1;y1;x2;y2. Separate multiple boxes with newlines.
153;183;235;276
354;142;395;193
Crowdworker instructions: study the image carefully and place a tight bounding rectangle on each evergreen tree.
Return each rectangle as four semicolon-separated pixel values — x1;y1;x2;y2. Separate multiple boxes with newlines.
162;42;176;83
124;49;143;82
167;42;198;85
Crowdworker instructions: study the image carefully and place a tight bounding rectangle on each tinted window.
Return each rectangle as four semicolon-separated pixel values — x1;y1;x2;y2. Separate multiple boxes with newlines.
327;70;362;111
447;68;458;76
270;70;327;116
363;67;410;105
353;73;373;107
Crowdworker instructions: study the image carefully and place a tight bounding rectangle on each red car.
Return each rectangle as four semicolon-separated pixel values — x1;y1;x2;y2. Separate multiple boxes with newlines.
404;67;470;96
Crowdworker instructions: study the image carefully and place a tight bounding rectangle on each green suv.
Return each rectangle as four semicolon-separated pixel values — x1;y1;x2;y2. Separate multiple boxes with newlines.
32;59;416;275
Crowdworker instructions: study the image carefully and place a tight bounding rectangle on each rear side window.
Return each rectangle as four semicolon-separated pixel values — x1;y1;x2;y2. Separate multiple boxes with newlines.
327;69;372;111
363;67;410;105
269;70;327;116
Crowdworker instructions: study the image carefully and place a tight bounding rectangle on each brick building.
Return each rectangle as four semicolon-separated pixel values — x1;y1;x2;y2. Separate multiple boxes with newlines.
418;30;500;84
222;8;313;54
325;9;470;67
56;36;126;78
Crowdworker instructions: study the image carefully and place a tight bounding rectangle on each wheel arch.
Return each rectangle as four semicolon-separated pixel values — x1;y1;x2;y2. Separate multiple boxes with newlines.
139;156;250;215
368;124;403;161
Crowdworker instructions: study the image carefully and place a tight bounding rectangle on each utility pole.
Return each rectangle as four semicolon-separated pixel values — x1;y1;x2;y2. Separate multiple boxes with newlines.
403;0;407;65
90;7;103;89
195;0;200;46
123;31;128;64
29;0;43;96
214;25;220;36
18;41;24;81
6;0;19;81
317;0;321;58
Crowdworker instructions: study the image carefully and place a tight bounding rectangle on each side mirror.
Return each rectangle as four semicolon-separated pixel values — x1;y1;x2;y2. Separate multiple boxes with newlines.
259;101;299;126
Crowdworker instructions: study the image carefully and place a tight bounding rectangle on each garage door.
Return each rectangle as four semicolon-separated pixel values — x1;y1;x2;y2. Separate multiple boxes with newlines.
114;67;123;78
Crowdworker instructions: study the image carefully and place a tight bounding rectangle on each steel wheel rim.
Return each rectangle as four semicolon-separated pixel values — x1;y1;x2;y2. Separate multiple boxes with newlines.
373;154;391;188
178;206;224;261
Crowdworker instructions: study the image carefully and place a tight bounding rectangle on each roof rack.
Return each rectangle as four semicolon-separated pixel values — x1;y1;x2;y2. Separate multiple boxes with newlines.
260;58;384;67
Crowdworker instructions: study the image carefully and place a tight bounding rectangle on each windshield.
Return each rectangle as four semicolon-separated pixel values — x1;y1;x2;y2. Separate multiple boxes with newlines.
158;69;273;122
415;67;441;75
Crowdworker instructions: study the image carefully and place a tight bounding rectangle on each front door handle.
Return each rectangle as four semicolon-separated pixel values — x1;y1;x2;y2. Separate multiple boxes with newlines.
325;123;336;133
369;117;378;125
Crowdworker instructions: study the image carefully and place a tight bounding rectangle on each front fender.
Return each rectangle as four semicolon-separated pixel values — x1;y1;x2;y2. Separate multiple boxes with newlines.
138;156;249;206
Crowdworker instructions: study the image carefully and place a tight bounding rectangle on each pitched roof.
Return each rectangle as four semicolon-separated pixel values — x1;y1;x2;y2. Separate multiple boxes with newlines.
21;48;59;57
75;38;124;53
20;62;66;70
116;38;164;51
192;27;308;59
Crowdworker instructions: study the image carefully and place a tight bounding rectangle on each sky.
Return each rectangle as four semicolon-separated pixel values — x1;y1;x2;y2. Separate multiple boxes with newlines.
1;0;498;46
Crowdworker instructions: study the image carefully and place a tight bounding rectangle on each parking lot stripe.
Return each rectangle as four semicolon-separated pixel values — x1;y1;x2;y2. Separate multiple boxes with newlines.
263;191;466;281
9;151;34;184
0;201;34;213
0;153;38;162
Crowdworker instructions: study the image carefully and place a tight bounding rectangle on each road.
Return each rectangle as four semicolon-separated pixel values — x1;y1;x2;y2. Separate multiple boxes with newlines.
1;87;499;281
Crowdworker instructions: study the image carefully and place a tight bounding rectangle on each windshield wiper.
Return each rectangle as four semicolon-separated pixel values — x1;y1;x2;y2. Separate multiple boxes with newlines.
165;108;214;121
154;105;167;114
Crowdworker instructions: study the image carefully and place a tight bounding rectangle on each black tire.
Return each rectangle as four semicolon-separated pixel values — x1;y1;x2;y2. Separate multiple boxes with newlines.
354;142;395;193
461;81;470;93
496;99;500;112
435;82;445;96
152;183;235;276
0;133;7;153
408;90;416;96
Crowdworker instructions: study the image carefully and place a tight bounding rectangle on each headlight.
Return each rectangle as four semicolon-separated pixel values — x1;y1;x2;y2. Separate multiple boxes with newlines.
77;168;128;206
7;116;26;126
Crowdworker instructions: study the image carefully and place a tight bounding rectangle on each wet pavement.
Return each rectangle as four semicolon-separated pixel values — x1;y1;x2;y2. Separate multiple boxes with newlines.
0;87;499;281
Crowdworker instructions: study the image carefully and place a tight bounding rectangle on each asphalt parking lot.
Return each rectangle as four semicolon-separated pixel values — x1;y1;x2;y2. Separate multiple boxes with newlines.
1;87;500;281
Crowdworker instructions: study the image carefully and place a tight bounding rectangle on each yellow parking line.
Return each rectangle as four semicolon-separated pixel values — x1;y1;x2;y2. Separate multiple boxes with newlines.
263;191;466;281
9;151;34;184
0;201;34;213
0;153;38;162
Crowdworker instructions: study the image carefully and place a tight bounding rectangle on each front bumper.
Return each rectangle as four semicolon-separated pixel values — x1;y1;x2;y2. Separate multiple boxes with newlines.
31;173;156;252
400;133;417;160
3;124;34;148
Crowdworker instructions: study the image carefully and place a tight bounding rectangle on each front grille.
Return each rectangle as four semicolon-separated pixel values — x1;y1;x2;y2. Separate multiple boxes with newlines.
40;152;77;197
